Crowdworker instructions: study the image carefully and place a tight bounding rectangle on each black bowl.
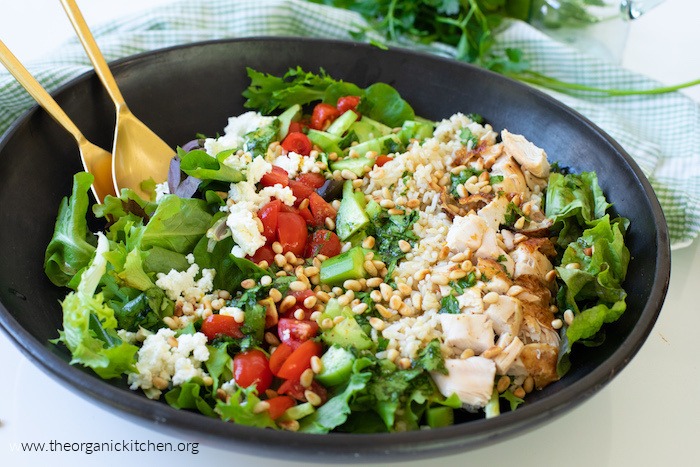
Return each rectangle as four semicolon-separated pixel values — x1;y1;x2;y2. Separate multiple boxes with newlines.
0;37;670;462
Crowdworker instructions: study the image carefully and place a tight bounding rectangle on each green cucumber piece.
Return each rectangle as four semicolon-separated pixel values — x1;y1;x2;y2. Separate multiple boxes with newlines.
307;129;343;156
319;246;367;285
398;120;435;144
425;406;454;428
326;109;359;137
277;104;302;140
279;402;315;421
348;120;378;143
346;134;402;158
321;316;373;351
360;116;393;136
315;345;356;386
330;156;374;177
335;181;369;240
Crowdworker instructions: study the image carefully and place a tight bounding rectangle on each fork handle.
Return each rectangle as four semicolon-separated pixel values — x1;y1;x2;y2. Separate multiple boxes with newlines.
0;39;85;143
60;0;128;111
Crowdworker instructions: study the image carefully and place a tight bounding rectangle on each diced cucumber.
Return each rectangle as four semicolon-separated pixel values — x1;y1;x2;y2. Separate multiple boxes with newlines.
348;121;378;143
326;109;359;137
277;104;302;140
319;246;367;285
279;402;315;422
365;199;381;220
307;129;343;156
322;298;344;319
335;181;369;240
360;116;393;136
346;134;402;158
330;156;374;177
315;345;356;386
425;406;454;428
398;120;435;144
321;315;373;351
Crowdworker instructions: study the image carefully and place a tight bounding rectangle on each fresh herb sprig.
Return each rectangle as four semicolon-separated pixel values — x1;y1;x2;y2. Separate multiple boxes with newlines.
309;0;700;96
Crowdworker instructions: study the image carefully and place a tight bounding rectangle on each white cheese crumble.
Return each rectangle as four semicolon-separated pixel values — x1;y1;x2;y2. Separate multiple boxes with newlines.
128;328;210;399
155;182;170;203
155;261;215;301
272;152;303;178
204;111;274;156
226;201;267;258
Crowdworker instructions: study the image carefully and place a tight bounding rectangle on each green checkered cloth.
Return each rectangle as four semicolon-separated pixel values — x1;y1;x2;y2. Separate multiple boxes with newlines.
1;0;698;248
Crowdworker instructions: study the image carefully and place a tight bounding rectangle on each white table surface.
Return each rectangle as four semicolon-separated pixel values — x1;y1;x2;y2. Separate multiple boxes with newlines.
1;1;698;466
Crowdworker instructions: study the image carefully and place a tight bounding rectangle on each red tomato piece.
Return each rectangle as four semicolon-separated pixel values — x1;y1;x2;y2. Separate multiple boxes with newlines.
288;180;315;204
308;192;337;227
287;121;307;134
269;341;295;376
296;172;326;189
200;314;244;341
277;318;320;346
336;95;361;115
248;244;275;265
278;379;328;404
304;229;342;259
375;155;393;167
257;199;282;241
276;212;307;256
233;349;273;393
260;166;290;187
266;396;296;420
281;132;312;156
310;103;340;131
276;339;323;381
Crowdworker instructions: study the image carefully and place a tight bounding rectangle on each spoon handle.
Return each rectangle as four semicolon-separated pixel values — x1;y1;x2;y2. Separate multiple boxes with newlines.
0;39;85;143
60;0;128;111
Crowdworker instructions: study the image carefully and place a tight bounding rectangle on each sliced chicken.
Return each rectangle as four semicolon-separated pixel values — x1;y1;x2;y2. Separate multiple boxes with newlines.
493;334;525;375
477;194;511;231
431;357;496;409
446;214;488;252
490;154;528;194
519;343;560;389
475;229;514;276
510;241;554;283
439;313;494;355
501;129;550;179
519;315;560;347
457;287;485;314
485;294;523;336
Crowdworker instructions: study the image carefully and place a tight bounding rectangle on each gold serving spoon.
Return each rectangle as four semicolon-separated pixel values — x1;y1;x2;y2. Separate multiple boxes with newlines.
0;39;115;203
60;0;174;200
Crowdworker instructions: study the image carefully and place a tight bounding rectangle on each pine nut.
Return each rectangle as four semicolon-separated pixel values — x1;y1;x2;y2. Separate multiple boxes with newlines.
369;317;386;331
289;280;307;292
269;288;283;302
363;260;378;276
398;240;412;253
279;296;297;313
523;376;535;394
481;345;502;359
483;291;500;304
496;375;511;393
300;368;314;388
152;376;169;390
460;348;475;359
507;285;525;297
362;236;376;249
564;309;575;325
305;390;323;407
241;279;256;289
253;400;270;414
310;356;323;374
303;296;317;309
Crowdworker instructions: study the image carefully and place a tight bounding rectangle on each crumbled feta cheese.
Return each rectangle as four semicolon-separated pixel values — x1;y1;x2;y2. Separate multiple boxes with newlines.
222;151;253;171
155;262;216;301
155;182;170;203
226;201;266;258
273;152;303;178
204;111;274;156
259;185;296;207
248;156;273;184
128;329;210;399
219;306;244;317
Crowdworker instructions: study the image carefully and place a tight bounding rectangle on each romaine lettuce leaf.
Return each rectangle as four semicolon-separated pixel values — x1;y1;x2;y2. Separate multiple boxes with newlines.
216;385;277;429
179;148;246;183
164;381;215;417
140;195;212;254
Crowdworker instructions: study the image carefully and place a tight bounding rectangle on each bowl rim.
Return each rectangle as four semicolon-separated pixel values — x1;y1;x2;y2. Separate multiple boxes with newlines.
0;36;671;461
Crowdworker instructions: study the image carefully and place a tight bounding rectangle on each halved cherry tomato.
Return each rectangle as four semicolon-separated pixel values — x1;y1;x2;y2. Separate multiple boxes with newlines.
200;314;244;341
308;192;336;227
248;244;275;265
278;379;328;404
282;289;317;319
288;180;315;203
276;339;323;381
258;199;282;241
260;166;289;187
269;341;295;376
304;229;341;258
336;95;361;115
296;172;326;189
287;121;307;134
310;103;340;131
277;318;319;347
281;132;312;156
276;212;307;256
375;155;393;167
233;349;273;393
266;396;296;420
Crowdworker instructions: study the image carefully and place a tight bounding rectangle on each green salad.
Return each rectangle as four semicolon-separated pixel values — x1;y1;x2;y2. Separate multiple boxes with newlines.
44;67;630;432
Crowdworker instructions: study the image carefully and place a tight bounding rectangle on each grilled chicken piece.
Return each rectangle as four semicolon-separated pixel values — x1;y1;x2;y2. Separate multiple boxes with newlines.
475;229;514;275
446;213;489;252
501;129;550;179
519;343;560;389
493;334;525;375
431;357;496;409
485;294;523;337
477;194;510;231
510;241;554;283
520;314;560;347
439;313;494;355
457;287;485;314
490;153;528;194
